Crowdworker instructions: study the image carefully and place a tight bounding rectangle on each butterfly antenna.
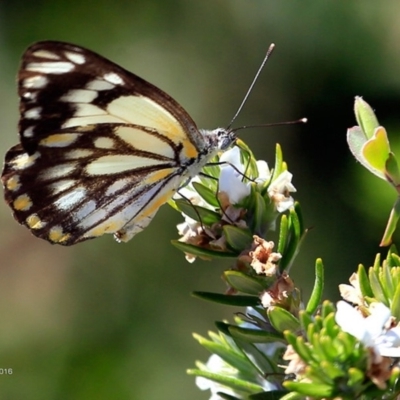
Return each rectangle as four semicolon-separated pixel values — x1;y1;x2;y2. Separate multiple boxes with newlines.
231;117;308;133
226;43;275;131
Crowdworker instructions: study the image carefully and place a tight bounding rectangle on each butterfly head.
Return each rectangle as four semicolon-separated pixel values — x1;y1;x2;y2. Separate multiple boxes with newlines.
201;127;237;153
217;128;237;151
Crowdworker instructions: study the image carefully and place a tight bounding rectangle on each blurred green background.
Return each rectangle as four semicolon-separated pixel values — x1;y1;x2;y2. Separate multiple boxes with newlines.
1;1;400;399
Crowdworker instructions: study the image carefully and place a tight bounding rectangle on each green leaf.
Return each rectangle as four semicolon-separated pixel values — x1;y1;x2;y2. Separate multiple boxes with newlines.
277;215;288;256
362;126;391;177
215;321;234;337
171;240;236;259
347;126;387;180
201;163;220;180
348;367;365;387
192;181;220;207
305;258;324;314
224;271;270;295
280;206;306;272
249;391;289;400
174;199;220;225
357;264;373;297
272;144;284;180
228;325;285;343
268;306;300;333
233;337;278;375
386;152;400;187
193;334;250;372
236;139;259;179
251;191;269;235
283;381;334;397
380;197;400;246
217;393;241;400
223;225;253;252
187;369;264;394
391;283;400;321
321;301;336;319
279;392;307;400
192;292;260;307
354;96;379;139
368;268;386;303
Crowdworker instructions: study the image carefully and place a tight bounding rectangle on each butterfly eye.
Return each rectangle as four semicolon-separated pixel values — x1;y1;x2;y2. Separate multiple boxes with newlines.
216;129;236;151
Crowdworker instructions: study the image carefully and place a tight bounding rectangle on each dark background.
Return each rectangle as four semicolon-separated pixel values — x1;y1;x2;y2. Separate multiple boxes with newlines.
0;1;399;399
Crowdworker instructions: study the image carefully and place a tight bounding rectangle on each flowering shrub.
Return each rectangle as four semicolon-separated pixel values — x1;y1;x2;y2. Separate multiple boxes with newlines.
169;98;400;400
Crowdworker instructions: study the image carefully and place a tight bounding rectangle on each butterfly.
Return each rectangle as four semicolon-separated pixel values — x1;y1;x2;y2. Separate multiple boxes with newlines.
1;41;238;245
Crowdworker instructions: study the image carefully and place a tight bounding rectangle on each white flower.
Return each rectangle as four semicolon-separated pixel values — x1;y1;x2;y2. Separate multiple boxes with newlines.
335;301;400;357
267;170;296;212
219;147;251;204
339;273;365;306
255;160;271;183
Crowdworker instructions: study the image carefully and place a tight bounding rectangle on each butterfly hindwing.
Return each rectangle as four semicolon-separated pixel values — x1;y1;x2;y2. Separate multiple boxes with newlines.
2;41;209;245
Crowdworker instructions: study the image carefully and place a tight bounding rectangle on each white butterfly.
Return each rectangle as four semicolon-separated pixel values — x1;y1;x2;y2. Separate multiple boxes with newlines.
1;41;237;245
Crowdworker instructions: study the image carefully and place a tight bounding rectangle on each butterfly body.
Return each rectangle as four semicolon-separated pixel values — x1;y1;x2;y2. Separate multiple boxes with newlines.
2;41;236;245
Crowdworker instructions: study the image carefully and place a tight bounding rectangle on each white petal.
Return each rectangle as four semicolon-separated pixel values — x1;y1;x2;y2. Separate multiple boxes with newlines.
220;147;244;173
336;301;369;342
219;167;250;204
256;160;271;182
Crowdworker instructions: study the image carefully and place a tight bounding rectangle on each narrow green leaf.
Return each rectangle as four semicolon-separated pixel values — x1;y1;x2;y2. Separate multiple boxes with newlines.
321;301;336;319
172;240;236;258
236;139;259;179
305;258;324;314
391;284;400;321
290;336;312;362
323;313;340;338
279;392;307;400
382;262;394;299
272;144;283;180
283;381;333;397
293;202;304;235
192;181;220;207
279;209;299;271
249;391;289;400
217;393;241;400
192;291;260;307
357;264;373;297
380;197;400;246
193;336;250;372
368;268;386;303
233;337;278;375
277;215;288;255
187;369;264;394
174;199;220;225
386;152;400;187
215;321;234;337
228;325;285;343
252;191;268;235
372;253;381;271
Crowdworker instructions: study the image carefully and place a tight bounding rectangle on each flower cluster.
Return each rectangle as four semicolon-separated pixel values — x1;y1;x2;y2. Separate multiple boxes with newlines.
172;98;400;400
170;141;297;263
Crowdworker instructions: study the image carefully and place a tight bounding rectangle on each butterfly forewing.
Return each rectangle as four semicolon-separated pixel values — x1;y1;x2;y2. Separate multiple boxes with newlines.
2;41;209;245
